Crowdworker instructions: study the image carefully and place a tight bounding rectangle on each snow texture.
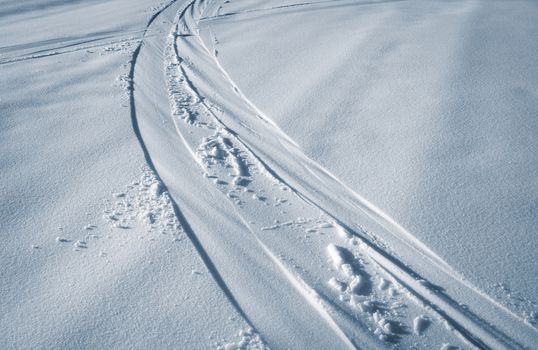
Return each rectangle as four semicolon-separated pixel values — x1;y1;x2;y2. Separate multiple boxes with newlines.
1;0;537;349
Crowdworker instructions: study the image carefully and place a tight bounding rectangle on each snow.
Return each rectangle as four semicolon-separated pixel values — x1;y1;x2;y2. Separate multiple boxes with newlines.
0;1;255;348
202;0;538;306
413;315;431;336
327;243;348;270
1;0;537;349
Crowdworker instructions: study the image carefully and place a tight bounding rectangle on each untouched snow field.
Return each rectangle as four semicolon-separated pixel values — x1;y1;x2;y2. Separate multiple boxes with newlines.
1;0;537;349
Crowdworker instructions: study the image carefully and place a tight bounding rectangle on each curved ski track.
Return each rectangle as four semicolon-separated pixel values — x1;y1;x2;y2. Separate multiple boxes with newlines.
127;0;254;327
130;0;538;349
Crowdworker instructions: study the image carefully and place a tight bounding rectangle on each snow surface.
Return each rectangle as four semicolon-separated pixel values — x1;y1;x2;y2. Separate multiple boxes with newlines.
201;0;538;302
1;0;537;349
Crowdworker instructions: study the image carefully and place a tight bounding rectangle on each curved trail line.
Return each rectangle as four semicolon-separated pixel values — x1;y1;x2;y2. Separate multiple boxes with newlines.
134;0;537;349
127;0;254;328
166;2;358;347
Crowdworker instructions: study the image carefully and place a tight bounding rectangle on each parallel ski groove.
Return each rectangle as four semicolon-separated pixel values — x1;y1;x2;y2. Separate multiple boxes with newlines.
128;0;254;328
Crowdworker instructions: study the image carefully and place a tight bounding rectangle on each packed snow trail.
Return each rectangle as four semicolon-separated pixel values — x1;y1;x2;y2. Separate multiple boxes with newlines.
127;0;255;327
131;0;538;348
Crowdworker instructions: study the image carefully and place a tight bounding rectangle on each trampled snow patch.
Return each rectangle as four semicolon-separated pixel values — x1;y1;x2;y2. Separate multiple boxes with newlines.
102;165;183;241
217;327;269;350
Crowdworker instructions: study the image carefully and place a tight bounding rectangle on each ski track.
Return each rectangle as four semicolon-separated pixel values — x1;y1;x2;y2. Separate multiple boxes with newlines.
127;0;259;336
128;0;538;348
0;32;148;65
